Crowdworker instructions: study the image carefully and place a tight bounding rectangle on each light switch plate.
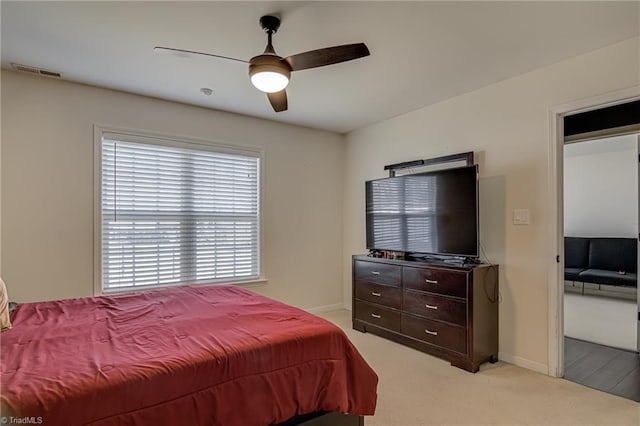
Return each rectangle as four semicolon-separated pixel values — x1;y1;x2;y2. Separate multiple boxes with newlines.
513;209;530;225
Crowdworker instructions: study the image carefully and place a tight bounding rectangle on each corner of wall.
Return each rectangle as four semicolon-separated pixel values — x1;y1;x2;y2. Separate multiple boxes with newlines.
498;352;549;375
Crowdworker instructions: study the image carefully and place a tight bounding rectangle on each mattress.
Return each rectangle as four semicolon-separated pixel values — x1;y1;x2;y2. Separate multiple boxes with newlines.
0;285;377;425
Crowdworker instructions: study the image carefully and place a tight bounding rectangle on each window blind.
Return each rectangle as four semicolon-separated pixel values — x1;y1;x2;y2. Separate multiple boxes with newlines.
101;135;260;291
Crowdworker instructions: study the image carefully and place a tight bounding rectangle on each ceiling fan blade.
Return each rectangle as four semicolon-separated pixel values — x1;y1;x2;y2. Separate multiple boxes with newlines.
153;46;249;64
284;43;370;71
267;90;288;112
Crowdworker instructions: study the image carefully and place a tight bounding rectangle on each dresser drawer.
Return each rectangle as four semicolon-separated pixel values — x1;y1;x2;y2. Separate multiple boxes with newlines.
354;260;402;287
401;314;467;354
403;267;467;298
403;290;466;326
354;300;401;332
355;281;402;309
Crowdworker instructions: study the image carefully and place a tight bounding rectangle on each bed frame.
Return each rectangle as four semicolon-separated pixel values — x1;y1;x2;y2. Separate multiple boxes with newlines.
278;411;364;426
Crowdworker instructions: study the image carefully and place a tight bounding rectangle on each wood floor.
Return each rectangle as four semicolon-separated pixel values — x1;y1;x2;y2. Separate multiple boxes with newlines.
564;336;640;402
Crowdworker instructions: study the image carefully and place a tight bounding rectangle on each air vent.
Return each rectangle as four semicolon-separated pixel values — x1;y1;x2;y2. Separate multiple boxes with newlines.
11;63;62;78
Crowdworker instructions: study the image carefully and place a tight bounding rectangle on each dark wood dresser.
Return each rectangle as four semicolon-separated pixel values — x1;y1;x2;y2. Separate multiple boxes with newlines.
352;255;498;372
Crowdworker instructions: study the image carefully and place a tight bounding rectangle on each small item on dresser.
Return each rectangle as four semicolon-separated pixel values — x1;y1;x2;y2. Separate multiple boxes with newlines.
384;251;405;260
368;249;383;258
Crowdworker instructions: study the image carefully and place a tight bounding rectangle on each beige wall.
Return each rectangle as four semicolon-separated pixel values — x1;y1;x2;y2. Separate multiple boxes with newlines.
343;37;640;371
1;70;345;309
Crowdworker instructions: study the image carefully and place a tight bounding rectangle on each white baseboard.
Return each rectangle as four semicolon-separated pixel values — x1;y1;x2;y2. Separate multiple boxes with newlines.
306;303;344;315
343;302;352;311
498;352;549;375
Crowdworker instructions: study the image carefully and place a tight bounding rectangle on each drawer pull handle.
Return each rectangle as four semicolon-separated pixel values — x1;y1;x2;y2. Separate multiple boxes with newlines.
425;304;438;310
425;279;438;284
371;313;381;319
425;329;438;336
371;271;381;275
371;292;382;297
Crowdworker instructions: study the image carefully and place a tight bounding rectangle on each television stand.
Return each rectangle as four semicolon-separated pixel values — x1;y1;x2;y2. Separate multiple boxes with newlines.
352;255;499;372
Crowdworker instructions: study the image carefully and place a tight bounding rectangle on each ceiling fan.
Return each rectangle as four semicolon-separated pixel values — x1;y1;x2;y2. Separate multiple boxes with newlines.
154;15;370;112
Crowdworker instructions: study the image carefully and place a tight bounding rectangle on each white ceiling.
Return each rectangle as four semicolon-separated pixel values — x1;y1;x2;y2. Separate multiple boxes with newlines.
2;1;638;133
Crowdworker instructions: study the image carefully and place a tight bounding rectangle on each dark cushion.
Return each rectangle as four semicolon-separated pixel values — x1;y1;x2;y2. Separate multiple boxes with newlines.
588;238;637;273
578;269;637;287
564;237;590;269
564;268;586;281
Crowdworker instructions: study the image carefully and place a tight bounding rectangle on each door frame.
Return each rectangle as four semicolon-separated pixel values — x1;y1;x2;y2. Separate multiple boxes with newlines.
547;85;640;378
636;134;640;353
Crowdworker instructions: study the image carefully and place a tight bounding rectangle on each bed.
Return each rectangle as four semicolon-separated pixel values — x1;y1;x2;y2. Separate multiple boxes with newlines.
0;285;377;425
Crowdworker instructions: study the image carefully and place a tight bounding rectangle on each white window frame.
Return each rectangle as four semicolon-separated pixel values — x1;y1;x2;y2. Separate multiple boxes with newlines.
93;125;265;295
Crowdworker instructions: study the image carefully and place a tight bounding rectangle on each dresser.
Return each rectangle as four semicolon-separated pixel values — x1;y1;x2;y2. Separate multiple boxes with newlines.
352;255;498;373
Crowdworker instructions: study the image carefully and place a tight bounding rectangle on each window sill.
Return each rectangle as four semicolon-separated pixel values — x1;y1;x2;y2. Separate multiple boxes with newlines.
230;278;269;288
98;278;269;297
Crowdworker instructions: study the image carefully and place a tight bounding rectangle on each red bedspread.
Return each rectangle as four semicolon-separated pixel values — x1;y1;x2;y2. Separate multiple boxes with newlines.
1;285;377;425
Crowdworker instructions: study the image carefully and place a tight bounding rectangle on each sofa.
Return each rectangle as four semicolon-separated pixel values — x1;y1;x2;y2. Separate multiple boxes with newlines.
564;237;637;292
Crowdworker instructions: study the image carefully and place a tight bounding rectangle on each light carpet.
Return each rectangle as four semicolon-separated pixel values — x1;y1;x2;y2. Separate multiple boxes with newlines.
319;310;640;426
564;292;637;351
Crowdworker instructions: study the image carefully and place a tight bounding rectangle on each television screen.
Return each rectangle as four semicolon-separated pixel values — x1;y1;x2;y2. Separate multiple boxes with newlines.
365;165;478;257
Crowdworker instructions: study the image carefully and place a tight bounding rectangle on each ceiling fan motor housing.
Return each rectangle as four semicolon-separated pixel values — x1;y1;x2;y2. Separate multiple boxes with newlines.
260;15;281;34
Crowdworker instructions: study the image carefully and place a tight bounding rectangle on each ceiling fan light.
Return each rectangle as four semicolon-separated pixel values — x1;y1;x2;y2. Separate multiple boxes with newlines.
250;71;289;93
248;55;291;93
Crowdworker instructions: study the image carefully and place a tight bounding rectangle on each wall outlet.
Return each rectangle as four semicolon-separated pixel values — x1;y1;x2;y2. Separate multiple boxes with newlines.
513;209;530;225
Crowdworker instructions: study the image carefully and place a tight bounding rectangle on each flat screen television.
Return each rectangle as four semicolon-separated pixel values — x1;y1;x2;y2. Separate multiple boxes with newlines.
365;165;479;258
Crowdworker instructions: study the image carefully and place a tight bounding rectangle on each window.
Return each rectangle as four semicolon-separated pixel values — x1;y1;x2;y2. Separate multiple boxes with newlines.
98;132;260;292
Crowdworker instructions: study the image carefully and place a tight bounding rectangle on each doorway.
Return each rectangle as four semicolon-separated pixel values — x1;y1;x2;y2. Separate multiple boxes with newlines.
563;134;638;349
549;91;640;402
562;133;639;401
